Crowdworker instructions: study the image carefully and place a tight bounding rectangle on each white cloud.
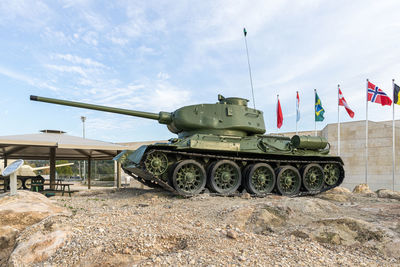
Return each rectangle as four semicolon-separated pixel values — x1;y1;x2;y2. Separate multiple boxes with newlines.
81;11;108;31
45;64;89;77
0;65;59;91
109;36;129;46
157;72;170;80
82;31;98;46
52;54;106;68
0;0;51;26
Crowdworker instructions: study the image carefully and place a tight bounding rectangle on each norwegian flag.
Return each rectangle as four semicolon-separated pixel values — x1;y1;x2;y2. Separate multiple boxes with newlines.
338;88;354;118
367;81;392;106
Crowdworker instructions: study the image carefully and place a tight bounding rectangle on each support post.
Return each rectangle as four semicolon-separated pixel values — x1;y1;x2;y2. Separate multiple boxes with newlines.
50;147;56;189
9;173;17;196
117;162;121;188
88;158;91;189
4;157;7;167
365;79;369;185
114;160;117;187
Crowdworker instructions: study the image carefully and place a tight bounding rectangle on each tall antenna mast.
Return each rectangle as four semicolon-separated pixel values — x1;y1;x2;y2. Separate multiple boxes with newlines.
243;27;255;109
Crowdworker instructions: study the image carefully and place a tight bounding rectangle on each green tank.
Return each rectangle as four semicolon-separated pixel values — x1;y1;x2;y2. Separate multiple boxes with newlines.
30;94;344;196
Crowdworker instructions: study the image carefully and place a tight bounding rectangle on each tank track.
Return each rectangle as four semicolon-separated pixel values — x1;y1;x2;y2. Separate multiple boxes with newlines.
123;148;345;198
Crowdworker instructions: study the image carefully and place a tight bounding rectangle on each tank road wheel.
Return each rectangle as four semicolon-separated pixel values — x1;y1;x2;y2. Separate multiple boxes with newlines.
24;178;32;190
245;163;276;195
172;160;206;196
144;151;168;176
276;166;301;196
323;163;341;186
17;178;23;190
302;164;325;192
208;160;242;195
0;178;5;191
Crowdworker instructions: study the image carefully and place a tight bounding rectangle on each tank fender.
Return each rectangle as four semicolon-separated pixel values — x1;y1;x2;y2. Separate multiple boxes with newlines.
127;145;149;164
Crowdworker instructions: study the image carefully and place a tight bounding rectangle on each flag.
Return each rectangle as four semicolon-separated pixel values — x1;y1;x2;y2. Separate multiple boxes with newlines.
243;28;247;36
367;81;392;106
339;88;355;118
296;91;300;122
315;91;325;121
394;83;400;105
277;96;283;128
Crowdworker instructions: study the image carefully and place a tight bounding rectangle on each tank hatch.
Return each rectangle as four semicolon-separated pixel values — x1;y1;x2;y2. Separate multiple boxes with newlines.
218;94;248;106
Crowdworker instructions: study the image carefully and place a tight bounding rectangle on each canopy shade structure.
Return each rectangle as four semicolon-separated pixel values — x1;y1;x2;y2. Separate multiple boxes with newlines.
0;130;127;190
0;130;126;160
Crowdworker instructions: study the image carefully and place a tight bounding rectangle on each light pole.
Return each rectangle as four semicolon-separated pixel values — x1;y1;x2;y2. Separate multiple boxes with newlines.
81;116;86;182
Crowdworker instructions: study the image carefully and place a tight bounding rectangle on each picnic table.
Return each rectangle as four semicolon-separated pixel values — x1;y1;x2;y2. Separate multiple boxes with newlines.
31;179;76;197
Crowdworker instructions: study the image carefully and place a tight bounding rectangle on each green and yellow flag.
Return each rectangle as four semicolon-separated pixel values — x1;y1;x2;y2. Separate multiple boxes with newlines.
315;91;325;121
394;83;400;105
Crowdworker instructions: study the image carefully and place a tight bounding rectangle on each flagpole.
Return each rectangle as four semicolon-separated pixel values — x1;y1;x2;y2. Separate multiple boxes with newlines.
393;79;395;191
243;28;255;109
314;89;317;136
296;91;299;135
338;84;341;156
366;79;369;185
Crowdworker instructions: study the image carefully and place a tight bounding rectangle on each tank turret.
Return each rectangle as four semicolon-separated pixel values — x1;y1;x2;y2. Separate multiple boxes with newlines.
30;95;265;137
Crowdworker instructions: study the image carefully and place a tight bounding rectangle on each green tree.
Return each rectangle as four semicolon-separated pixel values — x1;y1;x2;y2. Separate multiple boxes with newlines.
56;160;73;177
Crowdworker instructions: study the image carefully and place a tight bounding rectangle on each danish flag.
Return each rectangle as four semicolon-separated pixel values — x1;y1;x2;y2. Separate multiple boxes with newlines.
367;81;392;106
338;88;354;118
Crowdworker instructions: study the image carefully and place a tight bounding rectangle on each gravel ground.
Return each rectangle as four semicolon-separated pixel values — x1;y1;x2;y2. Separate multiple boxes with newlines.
32;187;400;266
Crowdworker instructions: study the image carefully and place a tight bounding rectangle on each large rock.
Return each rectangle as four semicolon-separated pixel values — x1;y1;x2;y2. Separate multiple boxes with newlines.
9;227;72;266
318;187;352;202
376;189;400;200
311;217;384;246
353;184;375;196
0;226;19;266
0;191;70;265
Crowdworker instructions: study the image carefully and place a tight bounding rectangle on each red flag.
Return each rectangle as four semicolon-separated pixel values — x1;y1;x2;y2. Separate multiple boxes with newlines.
338;88;354;118
277;97;283;129
367;81;392;106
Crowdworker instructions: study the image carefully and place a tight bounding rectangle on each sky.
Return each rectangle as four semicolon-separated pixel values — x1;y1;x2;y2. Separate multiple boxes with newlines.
1;0;400;143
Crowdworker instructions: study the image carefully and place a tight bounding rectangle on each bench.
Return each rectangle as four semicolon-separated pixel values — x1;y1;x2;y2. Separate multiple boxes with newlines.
31;181;76;197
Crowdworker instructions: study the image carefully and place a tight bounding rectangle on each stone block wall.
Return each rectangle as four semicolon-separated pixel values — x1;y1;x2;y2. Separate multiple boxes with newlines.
283;120;400;191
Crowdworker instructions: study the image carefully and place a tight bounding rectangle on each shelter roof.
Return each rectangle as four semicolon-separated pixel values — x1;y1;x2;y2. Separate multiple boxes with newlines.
0;130;127;160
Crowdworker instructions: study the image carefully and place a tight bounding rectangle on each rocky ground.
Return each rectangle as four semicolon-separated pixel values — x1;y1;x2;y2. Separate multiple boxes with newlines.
1;185;400;266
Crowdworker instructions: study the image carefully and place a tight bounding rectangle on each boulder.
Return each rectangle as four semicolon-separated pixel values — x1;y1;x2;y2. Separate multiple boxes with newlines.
376;189;400;200
311;217;384;246
224;206;254;231
0;191;70;265
0;226;19;266
325;187;351;194
353;184;375;196
8;227;71;266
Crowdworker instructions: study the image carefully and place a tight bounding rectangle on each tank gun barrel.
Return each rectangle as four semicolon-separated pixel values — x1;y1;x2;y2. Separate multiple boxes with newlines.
30;95;173;124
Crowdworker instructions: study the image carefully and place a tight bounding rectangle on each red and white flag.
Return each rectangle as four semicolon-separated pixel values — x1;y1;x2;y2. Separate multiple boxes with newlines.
338;88;354;118
277;96;283;129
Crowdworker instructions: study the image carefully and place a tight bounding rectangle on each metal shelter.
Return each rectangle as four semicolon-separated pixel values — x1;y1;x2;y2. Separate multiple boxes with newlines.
0;130;126;189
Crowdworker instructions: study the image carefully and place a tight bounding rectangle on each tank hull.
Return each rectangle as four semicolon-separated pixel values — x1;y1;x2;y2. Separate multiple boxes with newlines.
116;134;344;197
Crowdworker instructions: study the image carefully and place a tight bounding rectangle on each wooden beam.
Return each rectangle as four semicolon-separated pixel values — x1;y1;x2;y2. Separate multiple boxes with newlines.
88;157;91;190
3;157;7;167
50;147;56;189
74;149;90;157
93;149;116;157
4;146;29;157
118;161;121;188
